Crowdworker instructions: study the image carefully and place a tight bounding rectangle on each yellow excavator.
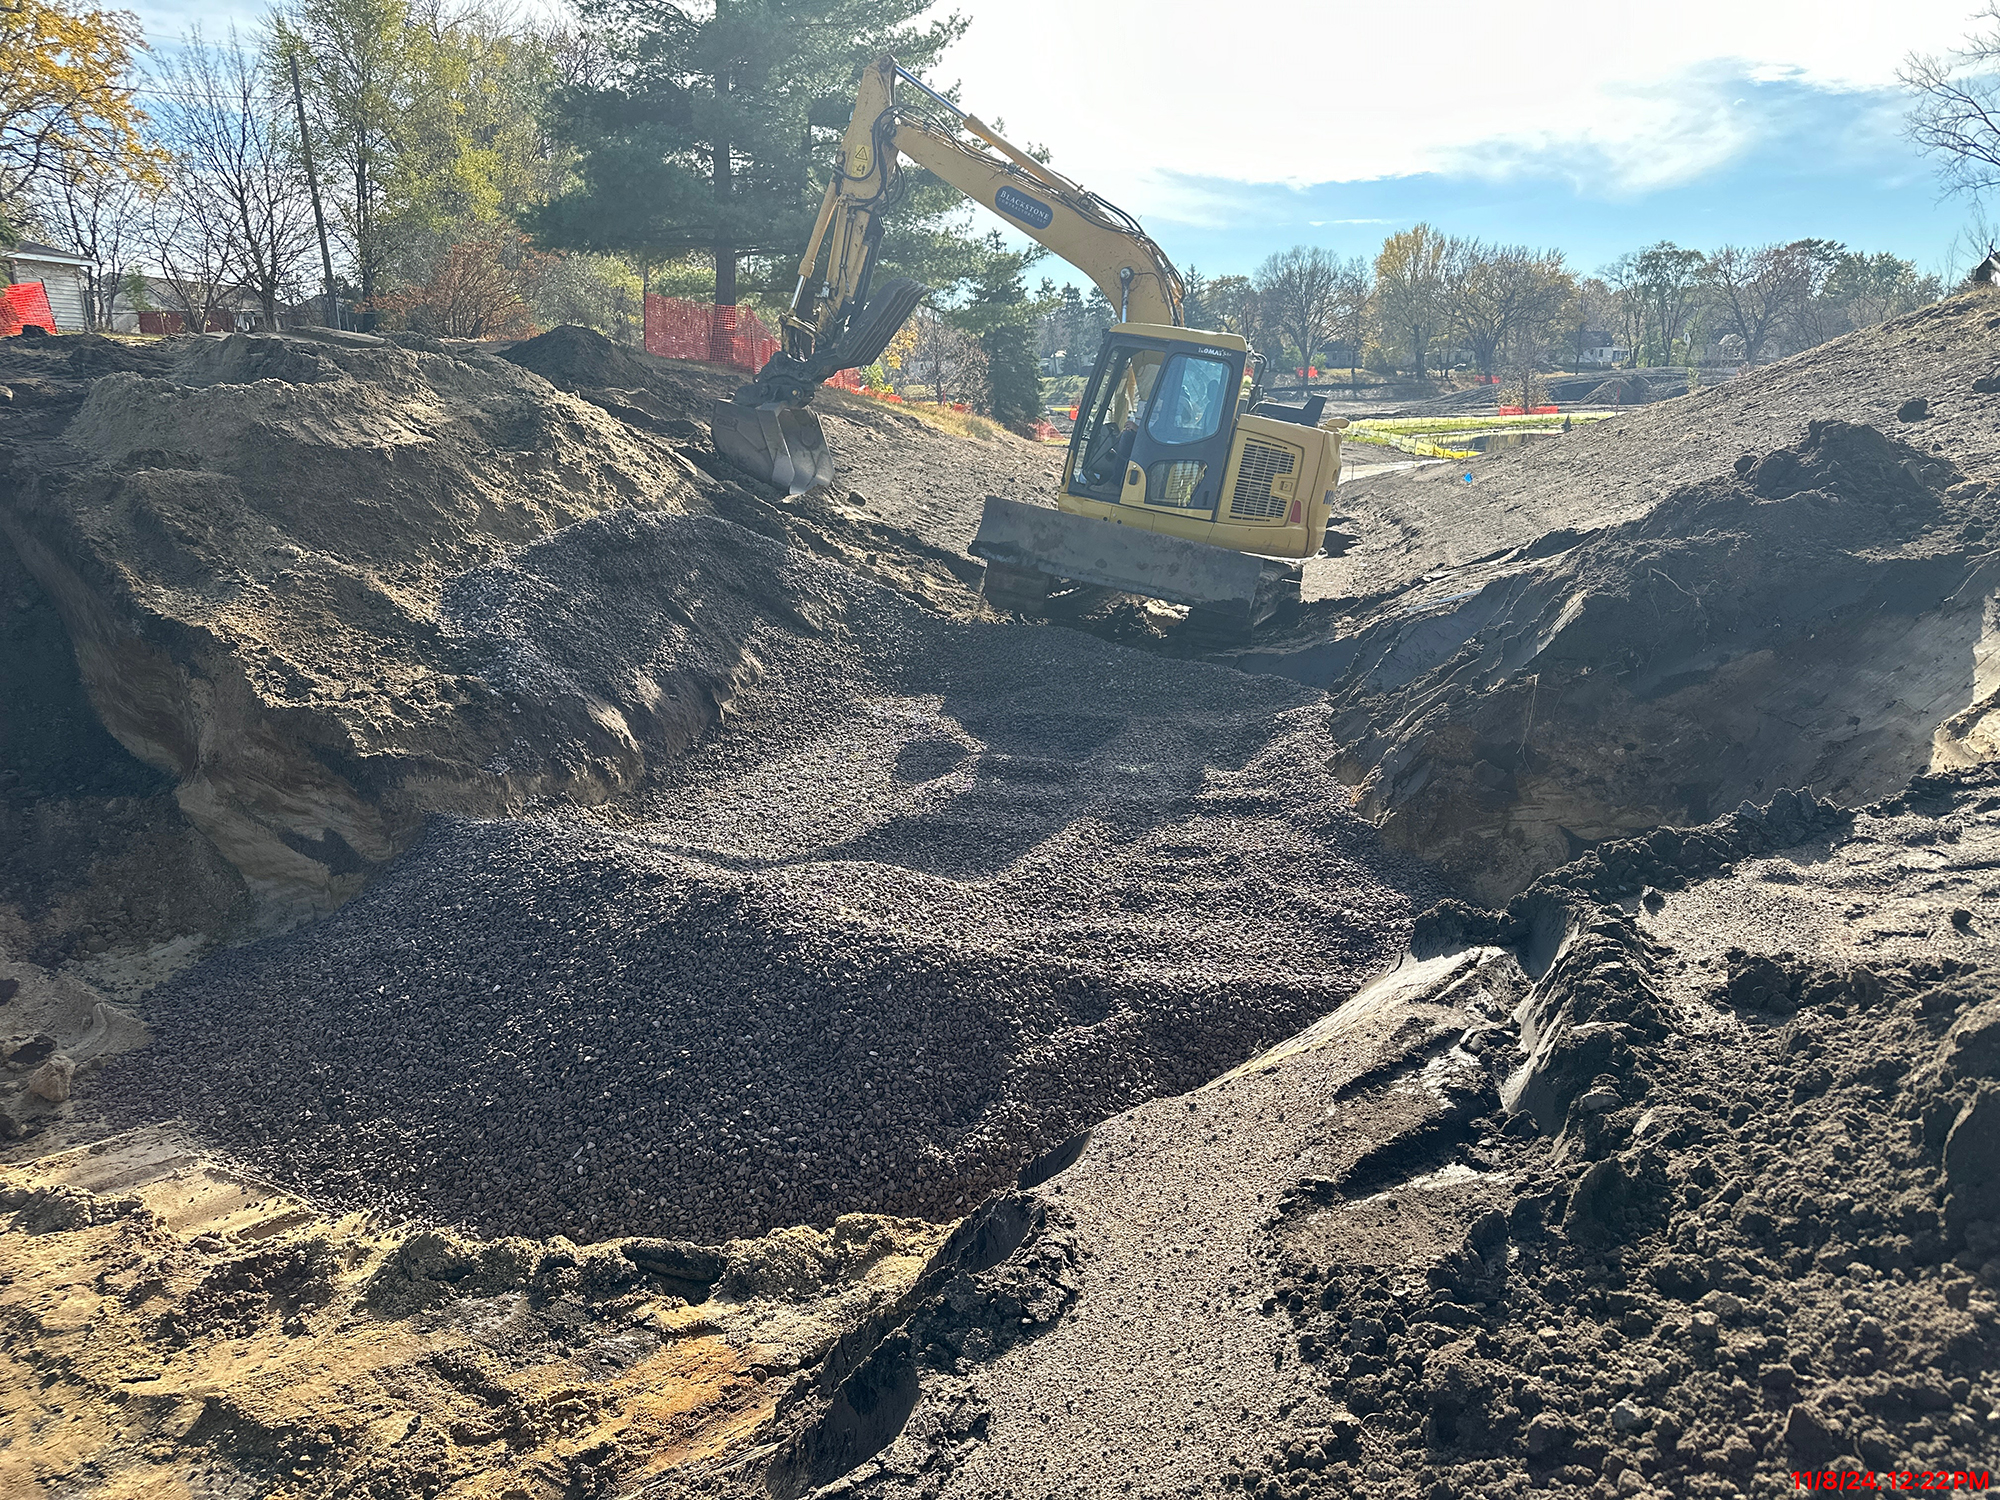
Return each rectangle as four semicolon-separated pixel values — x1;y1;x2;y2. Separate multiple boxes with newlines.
711;55;1345;629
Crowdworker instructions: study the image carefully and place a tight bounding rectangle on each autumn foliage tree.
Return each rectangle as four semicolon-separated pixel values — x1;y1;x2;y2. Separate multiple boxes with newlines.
1374;224;1450;379
371;230;551;336
0;0;162;249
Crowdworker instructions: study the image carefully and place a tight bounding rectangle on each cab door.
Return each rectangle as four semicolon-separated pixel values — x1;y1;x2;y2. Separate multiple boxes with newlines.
1119;345;1241;523
1067;339;1242;526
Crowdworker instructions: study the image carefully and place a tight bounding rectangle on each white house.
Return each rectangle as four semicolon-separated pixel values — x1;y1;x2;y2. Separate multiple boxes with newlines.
5;241;93;331
1578;331;1629;366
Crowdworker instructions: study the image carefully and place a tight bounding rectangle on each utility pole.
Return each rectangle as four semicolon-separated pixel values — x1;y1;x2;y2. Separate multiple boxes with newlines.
288;51;340;331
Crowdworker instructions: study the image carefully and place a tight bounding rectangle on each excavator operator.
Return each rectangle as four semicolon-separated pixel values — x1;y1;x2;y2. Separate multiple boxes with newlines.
1075;348;1163;494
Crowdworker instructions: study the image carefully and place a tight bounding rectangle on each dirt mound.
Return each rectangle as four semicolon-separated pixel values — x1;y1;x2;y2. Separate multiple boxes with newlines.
1308;292;2000;610
0;328;699;923
0;325;1059;1152
499;321;657;392
494;323;1065;561
0;535;249;974
734;769;2000;1500
109;508;1439;1241
1244;408;1998;903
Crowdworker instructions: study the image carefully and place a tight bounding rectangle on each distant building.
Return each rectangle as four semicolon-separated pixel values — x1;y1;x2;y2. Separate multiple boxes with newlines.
5;241;93;331
107;278;276;335
1578;331;1628;366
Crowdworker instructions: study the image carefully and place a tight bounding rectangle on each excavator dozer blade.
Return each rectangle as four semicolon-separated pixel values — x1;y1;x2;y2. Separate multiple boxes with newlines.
710;400;836;496
969;495;1302;632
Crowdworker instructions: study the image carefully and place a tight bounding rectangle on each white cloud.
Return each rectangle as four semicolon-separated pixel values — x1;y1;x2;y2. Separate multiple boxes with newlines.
931;0;1976;211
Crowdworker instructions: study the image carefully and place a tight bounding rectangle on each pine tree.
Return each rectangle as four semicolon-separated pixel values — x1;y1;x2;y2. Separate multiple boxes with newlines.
530;0;961;305
950;231;1043;426
1073;287;1114;369
1054;283;1085;373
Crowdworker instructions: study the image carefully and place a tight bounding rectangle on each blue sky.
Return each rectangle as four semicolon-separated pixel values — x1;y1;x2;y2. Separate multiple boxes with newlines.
1144;73;1963;283
125;0;1995;282
929;1;1993;284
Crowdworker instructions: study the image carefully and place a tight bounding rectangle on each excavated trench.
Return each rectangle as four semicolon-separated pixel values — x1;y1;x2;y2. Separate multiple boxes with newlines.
2;315;1995;1232
3;303;2000;1499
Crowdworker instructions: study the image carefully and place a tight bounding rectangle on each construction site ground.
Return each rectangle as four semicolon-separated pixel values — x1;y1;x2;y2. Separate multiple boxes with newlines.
0;299;1996;1500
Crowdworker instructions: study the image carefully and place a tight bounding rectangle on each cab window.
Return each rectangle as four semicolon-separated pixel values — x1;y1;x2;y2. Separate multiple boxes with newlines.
1071;347;1165;496
1144;353;1231;447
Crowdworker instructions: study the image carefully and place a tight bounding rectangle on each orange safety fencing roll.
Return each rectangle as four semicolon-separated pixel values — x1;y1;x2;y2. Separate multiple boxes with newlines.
0;282;58;337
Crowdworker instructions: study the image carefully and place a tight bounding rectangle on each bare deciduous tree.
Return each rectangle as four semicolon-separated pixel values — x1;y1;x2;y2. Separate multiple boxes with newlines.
1329;254;1371;394
152;27;315;328
1702;245;1795;364
143;157;244;331
1255;245;1342;381
1904;5;2000;201
1772;238;1849;352
906;308;989;408
1632;242;1706;365
30;164;152;326
1555;276;1617;372
1599;252;1647;367
1444;239;1572;376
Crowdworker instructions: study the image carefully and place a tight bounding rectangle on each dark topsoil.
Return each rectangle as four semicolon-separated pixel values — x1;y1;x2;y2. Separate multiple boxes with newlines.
1306;293;2000;611
8;309;2000;1500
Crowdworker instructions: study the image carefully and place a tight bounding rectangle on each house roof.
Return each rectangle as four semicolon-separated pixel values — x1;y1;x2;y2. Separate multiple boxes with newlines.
10;240;92;267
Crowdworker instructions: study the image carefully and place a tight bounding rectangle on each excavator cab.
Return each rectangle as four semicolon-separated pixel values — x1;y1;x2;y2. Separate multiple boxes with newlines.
973;323;1343;630
1065;334;1243;515
1050;323;1343;564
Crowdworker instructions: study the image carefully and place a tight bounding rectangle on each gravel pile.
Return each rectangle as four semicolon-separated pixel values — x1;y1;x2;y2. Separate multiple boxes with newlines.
111;512;1440;1242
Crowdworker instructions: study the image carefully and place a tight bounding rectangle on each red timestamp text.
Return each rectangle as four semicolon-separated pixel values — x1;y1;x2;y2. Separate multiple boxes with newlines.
1790;1474;1992;1492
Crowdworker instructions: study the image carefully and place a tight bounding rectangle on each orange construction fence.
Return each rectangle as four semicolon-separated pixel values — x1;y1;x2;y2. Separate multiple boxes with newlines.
643;294;780;371
1;282;58;336
643;296;887;394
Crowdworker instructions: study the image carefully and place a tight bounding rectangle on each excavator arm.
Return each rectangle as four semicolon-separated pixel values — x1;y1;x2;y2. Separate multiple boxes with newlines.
714;55;1184;491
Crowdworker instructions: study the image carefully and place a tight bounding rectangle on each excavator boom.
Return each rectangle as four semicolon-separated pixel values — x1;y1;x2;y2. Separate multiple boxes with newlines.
712;55;1183;493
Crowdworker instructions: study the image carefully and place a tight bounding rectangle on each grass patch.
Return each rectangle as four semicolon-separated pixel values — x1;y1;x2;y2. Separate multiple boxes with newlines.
903;404;1006;442
1350;413;1612;435
822;388;1007;441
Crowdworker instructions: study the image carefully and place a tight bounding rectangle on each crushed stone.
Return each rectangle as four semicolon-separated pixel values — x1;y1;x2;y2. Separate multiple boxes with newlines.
109;511;1442;1242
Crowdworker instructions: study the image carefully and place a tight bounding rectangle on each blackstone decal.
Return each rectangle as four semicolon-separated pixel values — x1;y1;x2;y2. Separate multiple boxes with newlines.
995;184;1055;230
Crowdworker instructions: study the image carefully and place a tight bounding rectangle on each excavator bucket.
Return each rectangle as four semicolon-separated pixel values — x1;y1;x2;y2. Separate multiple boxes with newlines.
969;495;1303;632
709;278;929;497
710;400;836;495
